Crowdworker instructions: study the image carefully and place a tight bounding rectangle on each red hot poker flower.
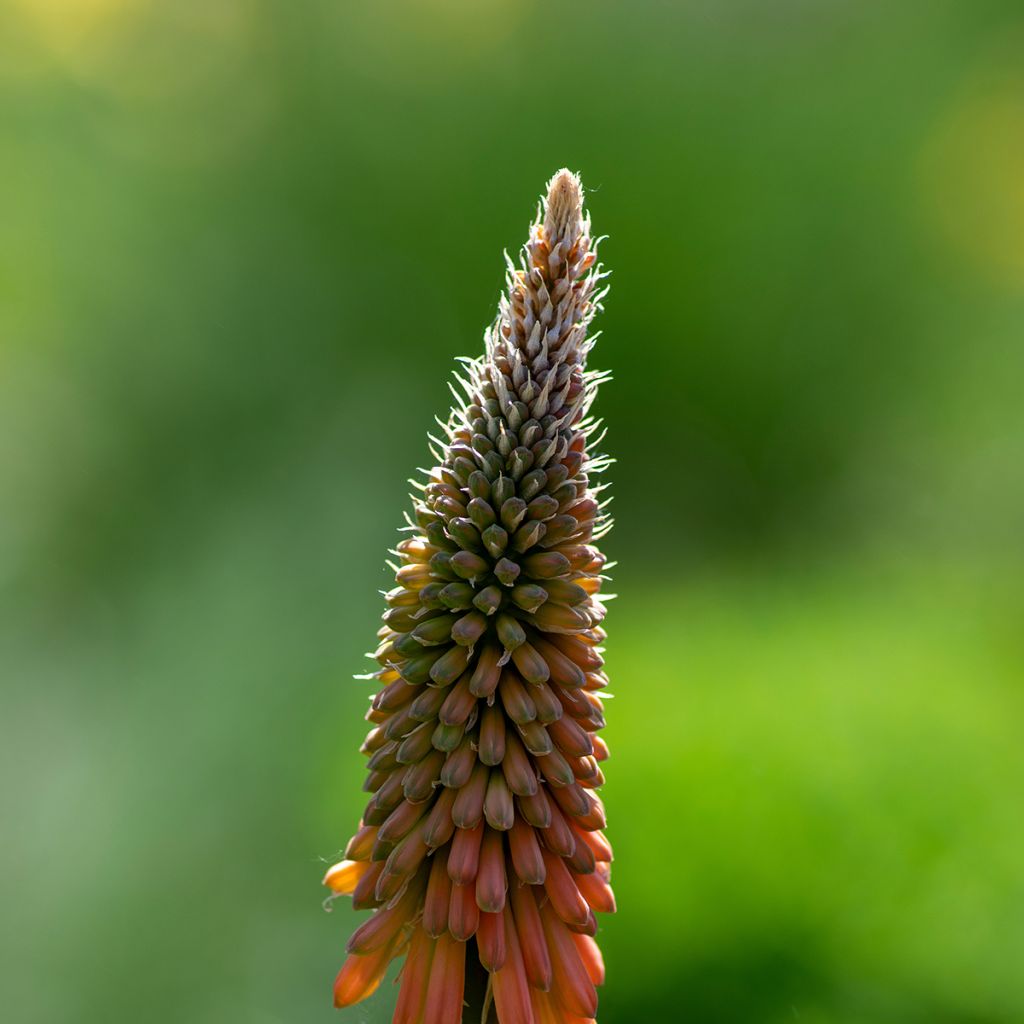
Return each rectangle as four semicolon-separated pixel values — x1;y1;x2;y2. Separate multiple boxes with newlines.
325;168;615;1023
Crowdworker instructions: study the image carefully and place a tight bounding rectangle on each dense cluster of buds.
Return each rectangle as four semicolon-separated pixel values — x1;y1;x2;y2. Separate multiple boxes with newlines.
324;169;614;1023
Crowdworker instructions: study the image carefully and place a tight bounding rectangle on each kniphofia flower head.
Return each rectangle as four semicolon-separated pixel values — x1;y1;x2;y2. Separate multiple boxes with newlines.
324;169;614;1023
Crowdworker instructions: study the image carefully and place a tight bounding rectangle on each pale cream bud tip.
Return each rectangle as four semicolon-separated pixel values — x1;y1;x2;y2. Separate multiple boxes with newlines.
543;168;584;246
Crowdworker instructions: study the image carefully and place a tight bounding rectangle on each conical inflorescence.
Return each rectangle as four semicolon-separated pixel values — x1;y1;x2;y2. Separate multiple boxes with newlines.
324;170;614;1024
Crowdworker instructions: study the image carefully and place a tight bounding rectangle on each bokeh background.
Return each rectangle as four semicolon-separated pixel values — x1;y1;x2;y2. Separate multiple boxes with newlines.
2;1;1023;1021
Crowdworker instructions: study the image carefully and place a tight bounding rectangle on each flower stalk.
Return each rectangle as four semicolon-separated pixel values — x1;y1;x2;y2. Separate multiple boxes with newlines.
324;169;614;1023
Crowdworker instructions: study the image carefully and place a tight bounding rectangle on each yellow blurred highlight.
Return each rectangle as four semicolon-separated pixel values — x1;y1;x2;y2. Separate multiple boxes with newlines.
12;0;137;59
921;46;1024;290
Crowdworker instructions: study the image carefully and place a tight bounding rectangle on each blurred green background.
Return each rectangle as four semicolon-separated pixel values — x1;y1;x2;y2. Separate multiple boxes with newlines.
2;1;1023;1021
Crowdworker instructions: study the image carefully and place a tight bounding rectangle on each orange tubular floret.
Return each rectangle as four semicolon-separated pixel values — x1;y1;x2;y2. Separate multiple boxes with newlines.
477;908;507;972
448;821;484;885
347;869;425;954
540;847;590;927
493;902;536;1024
422;932;466;1024
475;828;508;913
393;927;434;1024
529;987;563;1024
508;817;547;885
422;854;452;938
332;934;402;1009
570;931;606;987
575;867;616;915
448;881;480;942
539;901;598;1019
322;859;368;895
511;881;552;991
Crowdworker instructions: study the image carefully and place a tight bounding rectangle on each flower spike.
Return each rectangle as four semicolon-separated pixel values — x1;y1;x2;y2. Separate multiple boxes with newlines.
325;169;615;1022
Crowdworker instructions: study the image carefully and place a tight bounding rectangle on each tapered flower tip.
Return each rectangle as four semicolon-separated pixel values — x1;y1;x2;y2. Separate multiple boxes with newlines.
543;168;584;245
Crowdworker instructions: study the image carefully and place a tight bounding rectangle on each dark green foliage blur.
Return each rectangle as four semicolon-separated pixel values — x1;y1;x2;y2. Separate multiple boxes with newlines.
2;1;1022;1021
